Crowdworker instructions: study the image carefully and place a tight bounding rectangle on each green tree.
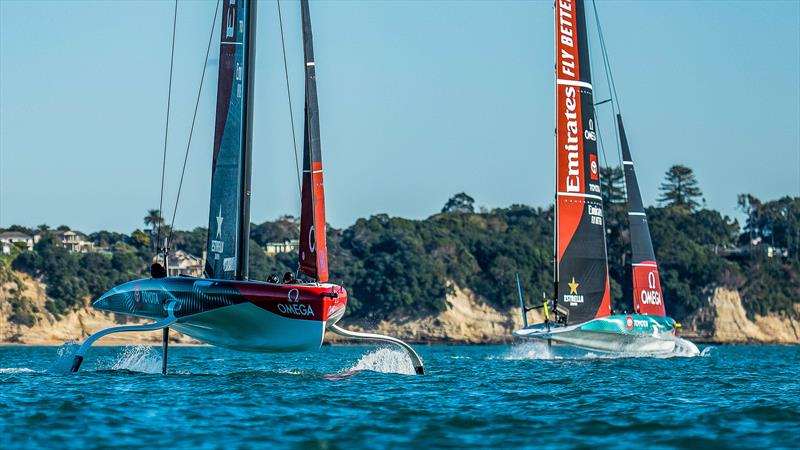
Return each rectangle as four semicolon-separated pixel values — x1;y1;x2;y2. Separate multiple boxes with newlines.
441;193;475;214
600;166;626;205
658;165;703;211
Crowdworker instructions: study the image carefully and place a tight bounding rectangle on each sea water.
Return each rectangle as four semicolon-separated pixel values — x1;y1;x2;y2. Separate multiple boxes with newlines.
0;344;797;449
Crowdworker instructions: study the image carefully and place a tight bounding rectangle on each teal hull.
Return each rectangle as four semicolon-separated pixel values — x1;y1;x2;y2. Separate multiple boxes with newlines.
514;314;697;354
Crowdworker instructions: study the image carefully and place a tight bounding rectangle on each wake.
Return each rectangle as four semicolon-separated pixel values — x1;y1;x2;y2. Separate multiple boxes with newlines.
498;338;710;361
50;342;163;374
337;348;419;376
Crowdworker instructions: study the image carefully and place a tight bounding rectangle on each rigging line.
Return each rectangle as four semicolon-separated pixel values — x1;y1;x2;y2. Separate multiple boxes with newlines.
592;0;628;199
583;3;610;172
592;0;625;167
157;0;179;256
166;0;221;249
277;0;303;198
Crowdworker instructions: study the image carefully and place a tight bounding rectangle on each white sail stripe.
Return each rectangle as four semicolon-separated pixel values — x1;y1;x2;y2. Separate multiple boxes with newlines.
221;42;243;46
632;262;658;268
302;170;324;174
628;212;646;216
556;79;593;89
623;161;634;165
306;61;315;66
557;192;602;201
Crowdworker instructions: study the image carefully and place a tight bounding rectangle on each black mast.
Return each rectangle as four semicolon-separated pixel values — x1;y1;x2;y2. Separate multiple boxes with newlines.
237;0;257;280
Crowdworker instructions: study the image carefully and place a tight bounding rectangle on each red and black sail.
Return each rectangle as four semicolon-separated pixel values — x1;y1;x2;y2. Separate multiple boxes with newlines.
554;0;611;324
618;115;666;316
205;0;256;280
298;0;329;282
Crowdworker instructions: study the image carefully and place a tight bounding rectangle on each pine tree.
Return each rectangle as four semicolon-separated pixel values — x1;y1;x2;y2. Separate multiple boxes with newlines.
658;165;702;211
600;166;625;204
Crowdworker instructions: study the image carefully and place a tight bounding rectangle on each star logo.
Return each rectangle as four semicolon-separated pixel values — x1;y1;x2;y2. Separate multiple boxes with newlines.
568;277;579;295
216;205;224;239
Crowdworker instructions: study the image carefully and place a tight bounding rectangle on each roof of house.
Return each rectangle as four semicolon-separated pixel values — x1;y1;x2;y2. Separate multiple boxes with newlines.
0;231;33;239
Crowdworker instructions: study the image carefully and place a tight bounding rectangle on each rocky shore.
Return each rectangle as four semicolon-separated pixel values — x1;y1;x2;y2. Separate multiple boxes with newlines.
1;271;797;346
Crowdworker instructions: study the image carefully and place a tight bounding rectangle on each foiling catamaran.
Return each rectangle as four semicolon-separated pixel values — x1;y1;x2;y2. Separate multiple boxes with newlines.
514;0;697;355
70;0;424;374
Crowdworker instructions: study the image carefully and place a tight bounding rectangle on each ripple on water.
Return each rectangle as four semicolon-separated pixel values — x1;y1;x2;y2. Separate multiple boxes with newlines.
0;345;796;449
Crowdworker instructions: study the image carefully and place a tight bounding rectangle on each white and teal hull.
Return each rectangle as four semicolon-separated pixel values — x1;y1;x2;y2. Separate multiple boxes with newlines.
514;314;698;355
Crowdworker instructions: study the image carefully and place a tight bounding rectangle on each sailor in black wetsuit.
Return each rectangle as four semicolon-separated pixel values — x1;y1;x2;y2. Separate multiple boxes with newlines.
150;263;167;279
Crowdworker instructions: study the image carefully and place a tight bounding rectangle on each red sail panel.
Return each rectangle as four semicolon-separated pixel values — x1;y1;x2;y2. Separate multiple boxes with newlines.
554;0;611;324
299;158;329;282
632;262;665;316
298;0;329;283
618;115;666;316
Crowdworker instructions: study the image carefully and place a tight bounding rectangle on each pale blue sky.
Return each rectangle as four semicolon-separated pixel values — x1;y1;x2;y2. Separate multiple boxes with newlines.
1;0;798;233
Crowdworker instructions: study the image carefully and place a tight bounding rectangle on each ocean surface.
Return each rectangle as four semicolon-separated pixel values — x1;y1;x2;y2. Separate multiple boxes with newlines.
0;343;798;449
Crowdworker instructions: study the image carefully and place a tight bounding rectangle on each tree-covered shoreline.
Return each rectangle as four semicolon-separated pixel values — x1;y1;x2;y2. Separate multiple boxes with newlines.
3;167;798;324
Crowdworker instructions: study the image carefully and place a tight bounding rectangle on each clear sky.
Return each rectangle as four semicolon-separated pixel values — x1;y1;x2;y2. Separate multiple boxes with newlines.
1;0;798;233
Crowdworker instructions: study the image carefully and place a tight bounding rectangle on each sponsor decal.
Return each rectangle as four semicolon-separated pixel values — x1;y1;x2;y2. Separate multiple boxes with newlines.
133;285;142;309
633;319;650;329
223;257;236;272
225;3;236;38
625;315;633;330
131;285;160;312
277;303;315;317
211;205;225;254
640;271;663;305
563;276;584;305
589;154;598;181
557;0;576;75
563;85;580;193
588;204;603;226
215;205;224;239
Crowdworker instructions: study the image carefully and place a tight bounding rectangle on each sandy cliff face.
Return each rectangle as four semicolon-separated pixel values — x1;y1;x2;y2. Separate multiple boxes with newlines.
333;284;544;344
1;272;797;345
0;272;195;345
682;287;799;344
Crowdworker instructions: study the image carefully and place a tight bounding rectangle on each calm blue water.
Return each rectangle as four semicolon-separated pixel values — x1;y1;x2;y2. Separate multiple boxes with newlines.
1;344;798;449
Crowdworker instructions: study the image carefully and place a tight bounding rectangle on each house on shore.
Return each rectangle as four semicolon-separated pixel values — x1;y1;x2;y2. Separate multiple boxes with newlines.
0;231;34;255
156;250;206;277
265;239;299;255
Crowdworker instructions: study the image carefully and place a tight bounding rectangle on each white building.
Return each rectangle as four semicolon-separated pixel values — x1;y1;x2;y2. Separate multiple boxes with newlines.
159;250;206;277
265;239;299;255
0;231;34;255
56;230;94;253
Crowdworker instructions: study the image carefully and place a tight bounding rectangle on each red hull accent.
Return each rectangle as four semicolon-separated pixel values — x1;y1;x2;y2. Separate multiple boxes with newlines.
235;282;345;321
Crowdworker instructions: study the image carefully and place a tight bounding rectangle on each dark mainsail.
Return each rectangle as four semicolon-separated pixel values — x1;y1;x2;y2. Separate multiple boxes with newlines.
298;0;329;283
618;114;666;316
554;0;611;324
205;0;257;280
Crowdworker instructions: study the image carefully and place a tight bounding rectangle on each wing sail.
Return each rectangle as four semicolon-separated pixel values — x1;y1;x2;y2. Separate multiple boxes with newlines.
298;0;329;282
554;0;611;324
618;114;666;316
205;0;256;280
